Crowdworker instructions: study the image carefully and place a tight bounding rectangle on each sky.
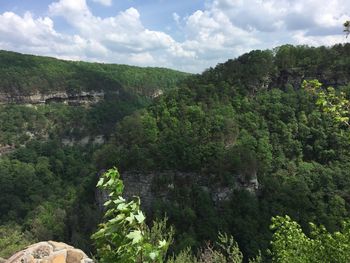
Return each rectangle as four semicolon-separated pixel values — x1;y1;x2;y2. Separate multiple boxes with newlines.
0;0;349;73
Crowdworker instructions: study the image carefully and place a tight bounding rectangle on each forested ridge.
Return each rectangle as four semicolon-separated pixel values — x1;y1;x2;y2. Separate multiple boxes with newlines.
1;44;350;262
0;50;189;97
0;50;189;256
96;43;350;260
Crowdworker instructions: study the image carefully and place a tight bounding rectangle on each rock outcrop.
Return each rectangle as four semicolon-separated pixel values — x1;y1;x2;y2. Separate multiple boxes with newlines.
96;171;259;214
0;145;15;156
5;241;93;263
62;135;105;147
0;91;104;105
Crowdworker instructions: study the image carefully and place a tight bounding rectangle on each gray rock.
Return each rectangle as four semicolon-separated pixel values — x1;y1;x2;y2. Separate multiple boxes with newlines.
96;170;259;213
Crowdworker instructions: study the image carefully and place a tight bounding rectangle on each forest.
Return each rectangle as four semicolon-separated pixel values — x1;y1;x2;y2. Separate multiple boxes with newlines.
0;50;189;97
1;43;350;262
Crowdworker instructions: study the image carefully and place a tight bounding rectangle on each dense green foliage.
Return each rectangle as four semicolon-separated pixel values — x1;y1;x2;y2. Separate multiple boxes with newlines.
0;223;35;258
96;43;350;259
0;99;143;146
270;215;350;263
0;50;189;96
303;79;350;126
93;168;262;263
1;44;350;261
0;50;188;257
0;139;99;250
92;170;350;263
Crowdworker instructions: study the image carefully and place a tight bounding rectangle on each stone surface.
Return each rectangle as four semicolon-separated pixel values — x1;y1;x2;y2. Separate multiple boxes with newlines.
0;91;105;105
49;251;66;263
66;249;84;263
96;170;259;214
5;241;93;263
30;243;52;259
62;135;105;147
48;241;73;252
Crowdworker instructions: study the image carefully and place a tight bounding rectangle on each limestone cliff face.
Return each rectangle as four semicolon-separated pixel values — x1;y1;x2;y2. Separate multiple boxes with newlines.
5;241;93;263
62;135;105;147
272;67;349;91
96;171;259;214
0;91;104;105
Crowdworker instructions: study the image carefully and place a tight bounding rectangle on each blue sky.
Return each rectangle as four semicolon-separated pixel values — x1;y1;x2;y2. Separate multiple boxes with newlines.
0;0;349;73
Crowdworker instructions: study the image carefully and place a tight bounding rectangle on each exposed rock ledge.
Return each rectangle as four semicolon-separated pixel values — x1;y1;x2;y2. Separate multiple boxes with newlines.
96;171;259;214
5;241;93;263
0;91;104;105
0;145;15;156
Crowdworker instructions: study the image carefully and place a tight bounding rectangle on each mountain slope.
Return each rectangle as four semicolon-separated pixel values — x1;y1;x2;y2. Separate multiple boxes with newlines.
0;50;190;253
98;43;350;258
0;50;189;101
0;50;190;142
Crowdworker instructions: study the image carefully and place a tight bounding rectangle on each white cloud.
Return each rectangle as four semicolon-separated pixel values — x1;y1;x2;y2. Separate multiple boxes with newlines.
0;12;56;45
0;0;349;73
292;31;348;46
47;0;196;70
0;9;110;62
210;0;350;35
49;1;172;52
176;0;350;70
129;52;156;65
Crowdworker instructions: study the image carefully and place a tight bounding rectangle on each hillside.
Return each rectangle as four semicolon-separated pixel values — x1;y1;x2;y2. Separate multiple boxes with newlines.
202;44;350;93
0;50;189;144
0;50;189;102
0;50;189;254
96;43;350;258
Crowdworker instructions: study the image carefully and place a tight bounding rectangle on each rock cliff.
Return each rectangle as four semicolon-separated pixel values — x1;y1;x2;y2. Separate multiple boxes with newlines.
0;91;104;105
96;171;259;214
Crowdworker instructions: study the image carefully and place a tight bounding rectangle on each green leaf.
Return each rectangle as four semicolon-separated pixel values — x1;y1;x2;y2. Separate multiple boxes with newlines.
158;240;167;248
96;177;104;187
126;230;143;244
135;211;145;224
117;203;127;210
125;214;135;224
104;200;112;206
106;178;114;186
149;251;159;260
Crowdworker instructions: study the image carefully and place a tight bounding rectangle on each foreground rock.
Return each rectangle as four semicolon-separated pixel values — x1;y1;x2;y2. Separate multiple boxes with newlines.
5;241;93;263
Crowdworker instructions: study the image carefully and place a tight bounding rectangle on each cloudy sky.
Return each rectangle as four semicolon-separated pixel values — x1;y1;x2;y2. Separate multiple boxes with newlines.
0;0;349;73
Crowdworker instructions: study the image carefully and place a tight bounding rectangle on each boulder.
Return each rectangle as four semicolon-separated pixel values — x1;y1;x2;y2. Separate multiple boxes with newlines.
5;241;93;263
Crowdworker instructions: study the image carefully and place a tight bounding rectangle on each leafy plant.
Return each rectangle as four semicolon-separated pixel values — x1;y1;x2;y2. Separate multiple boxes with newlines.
302;79;350;126
91;168;170;263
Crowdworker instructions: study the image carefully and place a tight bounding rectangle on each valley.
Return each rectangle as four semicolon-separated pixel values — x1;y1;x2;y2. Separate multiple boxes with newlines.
1;44;350;262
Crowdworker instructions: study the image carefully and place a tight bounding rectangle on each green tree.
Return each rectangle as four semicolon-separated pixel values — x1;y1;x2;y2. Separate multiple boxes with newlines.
0;223;35;259
27;202;67;241
270;215;350;263
302;79;350;126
